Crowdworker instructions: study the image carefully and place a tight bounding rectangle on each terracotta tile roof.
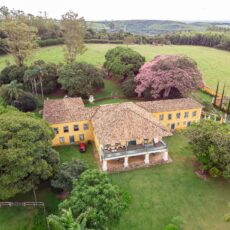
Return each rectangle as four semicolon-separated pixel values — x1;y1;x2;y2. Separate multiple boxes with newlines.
92;102;171;145
136;98;203;113
43;97;98;124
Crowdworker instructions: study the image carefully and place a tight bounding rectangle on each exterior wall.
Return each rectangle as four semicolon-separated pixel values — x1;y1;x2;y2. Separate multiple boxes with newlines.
51;120;94;146
152;108;202;130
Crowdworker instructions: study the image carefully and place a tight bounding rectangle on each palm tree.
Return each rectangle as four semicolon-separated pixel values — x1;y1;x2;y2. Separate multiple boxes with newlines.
0;80;23;104
47;209;87;230
24;68;38;96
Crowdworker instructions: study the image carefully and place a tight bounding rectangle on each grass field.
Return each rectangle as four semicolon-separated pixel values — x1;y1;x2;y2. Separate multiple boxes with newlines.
0;44;229;95
111;133;230;230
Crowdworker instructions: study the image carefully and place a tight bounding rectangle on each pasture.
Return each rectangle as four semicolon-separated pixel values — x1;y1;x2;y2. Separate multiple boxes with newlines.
0;44;229;95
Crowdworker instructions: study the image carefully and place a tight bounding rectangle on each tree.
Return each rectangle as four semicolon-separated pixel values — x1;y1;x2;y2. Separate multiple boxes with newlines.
59;169;127;229
2;19;37;66
124;35;135;46
61;11;85;63
104;46;145;81
0;65;26;85
12;91;37;112
0;110;59;199
51;160;87;192
47;209;87;230
213;81;219;106
135;55;204;99
0;80;23;104
186;120;230;178
58;62;104;98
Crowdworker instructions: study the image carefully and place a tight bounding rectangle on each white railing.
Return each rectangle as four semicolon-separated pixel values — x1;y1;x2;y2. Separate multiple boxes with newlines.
102;141;167;160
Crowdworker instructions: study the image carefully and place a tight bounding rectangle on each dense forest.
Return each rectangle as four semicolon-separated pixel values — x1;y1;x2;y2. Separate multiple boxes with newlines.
152;31;230;51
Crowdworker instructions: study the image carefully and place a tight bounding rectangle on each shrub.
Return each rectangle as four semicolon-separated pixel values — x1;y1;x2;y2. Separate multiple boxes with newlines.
0;65;27;85
37;38;64;47
13;92;37;112
51;160;88;192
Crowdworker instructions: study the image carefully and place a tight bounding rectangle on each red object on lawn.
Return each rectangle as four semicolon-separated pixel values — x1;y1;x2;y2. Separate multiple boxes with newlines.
79;143;86;153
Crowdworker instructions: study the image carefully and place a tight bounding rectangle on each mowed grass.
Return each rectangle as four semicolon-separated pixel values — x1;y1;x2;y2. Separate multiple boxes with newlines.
0;44;229;95
110;133;230;230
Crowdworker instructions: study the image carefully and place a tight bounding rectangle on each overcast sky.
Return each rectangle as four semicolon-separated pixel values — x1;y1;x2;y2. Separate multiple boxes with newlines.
1;0;230;21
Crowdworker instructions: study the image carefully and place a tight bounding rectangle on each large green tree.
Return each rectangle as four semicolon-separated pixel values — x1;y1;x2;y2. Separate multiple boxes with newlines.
61;11;85;64
104;46;145;81
0;109;59;199
58;62;104;98
59;169;127;229
2;19;37;66
186;120;230;178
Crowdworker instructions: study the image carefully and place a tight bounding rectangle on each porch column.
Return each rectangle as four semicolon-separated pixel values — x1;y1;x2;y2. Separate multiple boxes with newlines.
102;159;107;171
163;150;169;161
144;153;150;164
124;156;129;168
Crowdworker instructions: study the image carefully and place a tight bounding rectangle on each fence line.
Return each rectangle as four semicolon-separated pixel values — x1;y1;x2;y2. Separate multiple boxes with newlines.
0;201;45;207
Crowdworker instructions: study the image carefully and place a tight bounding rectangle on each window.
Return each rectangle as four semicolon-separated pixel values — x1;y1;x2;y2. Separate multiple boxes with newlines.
74;124;79;131
176;112;181;119
59;137;65;143
187;121;191;127
54;128;59;134
177;122;180;126
63;126;69;133
192;111;197;117
159;114;164;120
168;114;172;120
184;112;189;118
79;134;84;141
83;123;89;130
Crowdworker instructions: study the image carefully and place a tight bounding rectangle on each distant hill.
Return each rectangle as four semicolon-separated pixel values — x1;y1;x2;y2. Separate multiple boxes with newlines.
87;20;230;35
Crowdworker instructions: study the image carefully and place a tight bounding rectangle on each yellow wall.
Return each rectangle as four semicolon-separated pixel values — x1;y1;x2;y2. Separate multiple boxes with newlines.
51;120;94;146
152;108;202;130
50;108;202;146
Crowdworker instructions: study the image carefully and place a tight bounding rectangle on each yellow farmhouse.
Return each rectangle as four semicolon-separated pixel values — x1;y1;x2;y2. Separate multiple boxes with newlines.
43;97;202;172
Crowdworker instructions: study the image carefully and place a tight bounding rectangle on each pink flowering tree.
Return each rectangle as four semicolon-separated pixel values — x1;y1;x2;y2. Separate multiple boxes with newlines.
135;55;204;99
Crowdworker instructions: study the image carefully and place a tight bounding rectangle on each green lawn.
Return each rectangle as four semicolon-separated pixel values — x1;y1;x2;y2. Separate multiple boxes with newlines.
55;143;97;168
0;44;229;95
110;133;230;230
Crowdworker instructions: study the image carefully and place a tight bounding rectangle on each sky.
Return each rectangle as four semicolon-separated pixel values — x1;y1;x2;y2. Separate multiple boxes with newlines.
1;0;230;21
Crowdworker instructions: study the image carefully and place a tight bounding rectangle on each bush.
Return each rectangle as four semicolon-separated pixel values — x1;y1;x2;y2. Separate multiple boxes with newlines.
13;92;37;112
121;78;137;97
51;160;87;192
37;38;64;47
0;65;26;85
0;38;9;54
